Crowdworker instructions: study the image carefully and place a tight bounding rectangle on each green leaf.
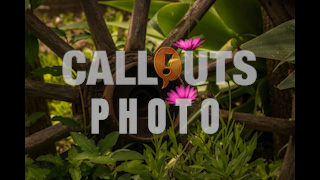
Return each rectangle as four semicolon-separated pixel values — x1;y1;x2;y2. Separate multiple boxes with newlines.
25;112;46;127
26;167;50;180
93;165;112;179
118;173;131;180
69;167;81;180
59;22;89;30
213;0;262;36
99;0;171;19
106;21;164;39
276;70;295;90
31;66;63;76
36;154;65;166
30;0;45;11
111;149;144;161
240;19;295;61
89;156;116;166
115;160;148;174
156;3;235;50
25;0;29;12
97;131;119;155
70;132;99;153
25;155;34;165
25;31;39;68
52;116;81;129
273;50;295;71
51;27;67;39
71;32;91;44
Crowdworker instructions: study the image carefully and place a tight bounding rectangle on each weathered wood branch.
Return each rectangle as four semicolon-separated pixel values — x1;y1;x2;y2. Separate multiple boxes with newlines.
219;110;295;136
25;11;89;71
25;114;83;155
153;0;216;55
25;80;80;103
278;90;295;179
124;0;151;51
79;0;117;54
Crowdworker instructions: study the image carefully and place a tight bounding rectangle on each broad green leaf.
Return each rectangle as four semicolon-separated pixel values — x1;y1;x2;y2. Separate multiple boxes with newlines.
69;167;81;180
111;149;144;161
98;0;171;19
276;70;295;90
25;31;39;68
52;116;81;129
156;3;235;50
240;19;295;61
36;154;65;166
213;0;262;36
70;132;99;153
25;112;46;127
273;50;295;71
31;66;63;76
97;131;119;155
106;21;164;39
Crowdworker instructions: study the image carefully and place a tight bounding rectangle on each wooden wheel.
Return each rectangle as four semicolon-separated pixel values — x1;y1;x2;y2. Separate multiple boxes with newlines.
25;0;294;145
25;0;217;142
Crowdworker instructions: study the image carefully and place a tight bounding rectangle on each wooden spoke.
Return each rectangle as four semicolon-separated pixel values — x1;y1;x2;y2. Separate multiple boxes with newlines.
25;80;80;103
153;0;216;55
124;0;151;51
25;114;83;155
181;48;239;80
79;0;117;54
25;12;89;71
220;110;295;136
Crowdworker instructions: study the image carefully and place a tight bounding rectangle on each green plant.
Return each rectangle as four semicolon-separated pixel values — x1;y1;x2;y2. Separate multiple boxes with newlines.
25;131;145;180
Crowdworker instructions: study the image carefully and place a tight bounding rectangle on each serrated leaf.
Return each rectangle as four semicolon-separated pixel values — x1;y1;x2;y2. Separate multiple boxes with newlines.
118;173;131;180
111;149;144;161
69;167;81;180
97;131;119;155
26;167;50;180
70;132;99;153
36;154;65;166
93;165;112;179
89;156;116;166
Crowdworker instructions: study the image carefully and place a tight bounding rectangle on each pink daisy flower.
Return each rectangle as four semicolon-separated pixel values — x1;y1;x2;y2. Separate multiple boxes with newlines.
166;85;198;105
172;37;205;50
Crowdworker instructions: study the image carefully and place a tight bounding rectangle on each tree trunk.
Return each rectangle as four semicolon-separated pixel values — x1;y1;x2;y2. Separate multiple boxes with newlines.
257;0;295;158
